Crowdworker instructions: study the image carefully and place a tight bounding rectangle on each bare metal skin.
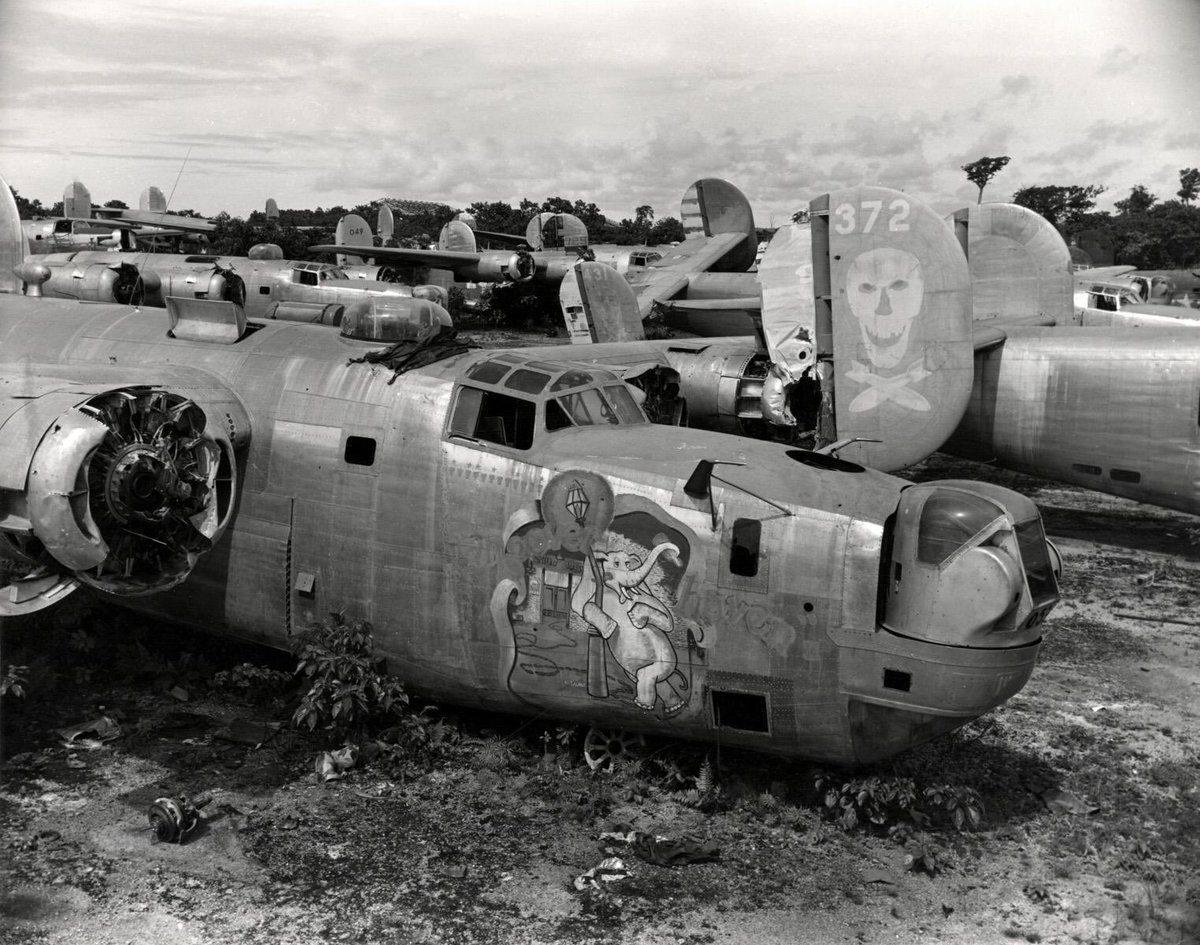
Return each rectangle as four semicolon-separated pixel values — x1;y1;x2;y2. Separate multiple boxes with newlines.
0;297;1060;765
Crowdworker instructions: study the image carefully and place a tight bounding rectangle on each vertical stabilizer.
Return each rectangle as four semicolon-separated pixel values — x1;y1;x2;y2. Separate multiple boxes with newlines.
559;261;644;344
63;180;92;219
679;179;757;272
438;219;478;253
949;203;1072;322
334;213;373;267
377;204;394;244
265;197;280;221
140;186;167;212
1;171;28;293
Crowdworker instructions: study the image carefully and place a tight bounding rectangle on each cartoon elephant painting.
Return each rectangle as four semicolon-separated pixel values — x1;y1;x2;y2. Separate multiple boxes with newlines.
571;540;690;713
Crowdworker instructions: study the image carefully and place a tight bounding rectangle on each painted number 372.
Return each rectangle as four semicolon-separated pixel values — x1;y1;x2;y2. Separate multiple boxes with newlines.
832;199;910;234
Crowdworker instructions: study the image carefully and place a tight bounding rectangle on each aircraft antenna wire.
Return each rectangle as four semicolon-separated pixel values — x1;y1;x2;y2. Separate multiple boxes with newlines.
131;147;193;306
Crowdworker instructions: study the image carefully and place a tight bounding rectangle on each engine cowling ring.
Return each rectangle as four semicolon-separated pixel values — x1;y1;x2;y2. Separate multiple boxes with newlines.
26;387;226;598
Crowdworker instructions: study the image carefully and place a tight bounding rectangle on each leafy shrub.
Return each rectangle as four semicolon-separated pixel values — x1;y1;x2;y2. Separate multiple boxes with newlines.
1;664;29;699
814;773;983;833
211;662;291;700
292;615;408;742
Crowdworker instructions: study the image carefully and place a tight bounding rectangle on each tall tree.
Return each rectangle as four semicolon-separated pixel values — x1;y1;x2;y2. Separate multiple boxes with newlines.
1178;167;1200;206
7;185;45;219
961;155;1011;204
1114;184;1156;215
1011;184;1105;233
634;204;654;226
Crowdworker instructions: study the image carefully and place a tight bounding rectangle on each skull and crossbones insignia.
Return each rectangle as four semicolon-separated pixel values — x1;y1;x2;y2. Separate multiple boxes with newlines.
844;247;929;411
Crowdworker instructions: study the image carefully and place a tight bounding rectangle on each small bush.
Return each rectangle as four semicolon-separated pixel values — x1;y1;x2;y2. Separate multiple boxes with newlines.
211;662;291;700
292;615;408;743
1;664;29;699
814;773;983;833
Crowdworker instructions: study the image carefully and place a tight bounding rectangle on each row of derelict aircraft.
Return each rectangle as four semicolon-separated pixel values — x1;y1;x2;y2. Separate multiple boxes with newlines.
1;168;1196;768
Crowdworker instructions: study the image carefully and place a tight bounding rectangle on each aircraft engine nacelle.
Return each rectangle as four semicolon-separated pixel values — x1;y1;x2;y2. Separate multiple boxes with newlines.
0;384;246;614
340;264;403;283
665;343;774;433
267;301;346;325
41;262;145;305
157;267;247;307
469;252;535;283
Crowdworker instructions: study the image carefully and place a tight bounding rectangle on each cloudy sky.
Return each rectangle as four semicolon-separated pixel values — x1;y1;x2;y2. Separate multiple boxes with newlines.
1;0;1197;224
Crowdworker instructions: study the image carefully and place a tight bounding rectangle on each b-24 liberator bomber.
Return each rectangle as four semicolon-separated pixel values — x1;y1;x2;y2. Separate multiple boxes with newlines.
0;283;1061;765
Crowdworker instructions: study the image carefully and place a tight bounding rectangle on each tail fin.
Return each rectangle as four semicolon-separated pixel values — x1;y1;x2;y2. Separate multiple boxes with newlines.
334;213;373;266
559;261;644;344
525;212;588;251
265;197;280;221
438;219;477;253
140;186;167;213
1;170;28;293
760;185;972;471
377;204;394;244
679;178;756;272
948;203;1072;322
63;180;92;219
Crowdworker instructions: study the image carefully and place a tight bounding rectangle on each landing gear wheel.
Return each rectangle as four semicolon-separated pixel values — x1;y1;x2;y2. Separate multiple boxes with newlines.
583;727;646;771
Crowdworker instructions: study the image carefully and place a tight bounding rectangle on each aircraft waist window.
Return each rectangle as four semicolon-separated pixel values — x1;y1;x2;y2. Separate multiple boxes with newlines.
558;388;618;426
1014;518;1057;608
449;385;535;450
603;384;647;424
917;490;1005;567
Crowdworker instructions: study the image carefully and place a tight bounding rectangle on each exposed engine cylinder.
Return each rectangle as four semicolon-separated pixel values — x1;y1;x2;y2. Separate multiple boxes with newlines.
3;387;232;606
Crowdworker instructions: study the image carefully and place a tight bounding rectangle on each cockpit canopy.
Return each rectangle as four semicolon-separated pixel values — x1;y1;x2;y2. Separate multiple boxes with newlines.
449;355;648;450
291;261;348;285
339;296;453;342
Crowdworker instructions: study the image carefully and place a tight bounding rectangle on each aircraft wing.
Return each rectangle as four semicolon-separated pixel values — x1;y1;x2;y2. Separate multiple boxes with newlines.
1074;265;1135;282
633;232;751;313
472;229;529;249
114;210;216;234
310;244;481;269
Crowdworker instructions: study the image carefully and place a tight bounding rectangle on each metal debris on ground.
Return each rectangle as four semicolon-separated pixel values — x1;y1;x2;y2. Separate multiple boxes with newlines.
315;746;358;783
58;716;122;746
599;829;720;867
148;794;212;843
573;857;629;892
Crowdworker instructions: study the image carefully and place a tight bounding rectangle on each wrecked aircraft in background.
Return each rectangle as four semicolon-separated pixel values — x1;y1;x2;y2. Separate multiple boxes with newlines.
3;172;450;332
552;192;1200;517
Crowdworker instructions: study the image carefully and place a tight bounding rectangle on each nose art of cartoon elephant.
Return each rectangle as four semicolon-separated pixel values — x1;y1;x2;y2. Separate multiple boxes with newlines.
573;541;686;711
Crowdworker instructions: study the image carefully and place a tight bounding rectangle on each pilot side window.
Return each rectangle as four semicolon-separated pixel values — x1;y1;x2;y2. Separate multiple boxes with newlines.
296;269;319;286
558;388;618;426
449;386;535;450
545;399;574;431
729;518;761;576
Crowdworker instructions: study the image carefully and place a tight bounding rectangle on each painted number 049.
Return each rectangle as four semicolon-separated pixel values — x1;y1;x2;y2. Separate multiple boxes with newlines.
832;199;910;234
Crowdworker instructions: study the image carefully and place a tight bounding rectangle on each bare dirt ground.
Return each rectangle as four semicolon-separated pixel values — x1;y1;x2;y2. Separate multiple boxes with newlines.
2;455;1198;945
